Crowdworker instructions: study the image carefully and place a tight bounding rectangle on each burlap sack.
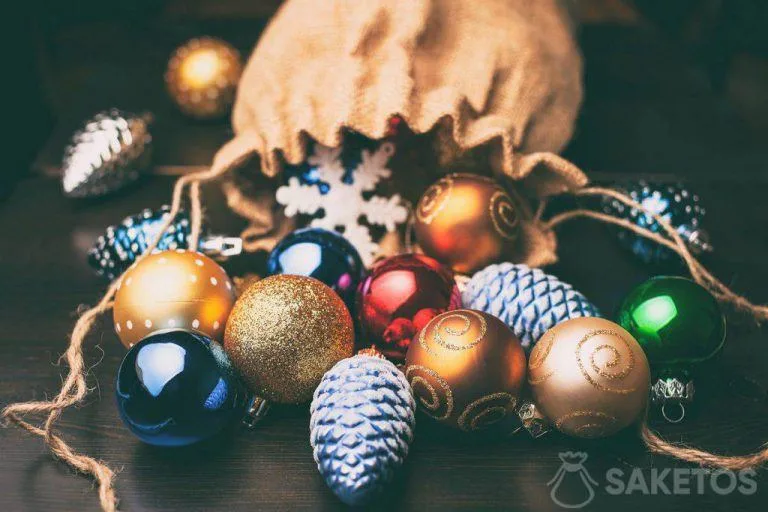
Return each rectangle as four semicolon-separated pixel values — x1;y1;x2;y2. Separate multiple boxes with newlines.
223;0;588;265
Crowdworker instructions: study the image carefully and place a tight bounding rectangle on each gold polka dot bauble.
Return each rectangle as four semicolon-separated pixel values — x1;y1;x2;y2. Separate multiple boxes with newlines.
223;275;354;404
528;317;651;439
414;173;521;274
165;37;243;119
404;309;526;432
113;250;236;348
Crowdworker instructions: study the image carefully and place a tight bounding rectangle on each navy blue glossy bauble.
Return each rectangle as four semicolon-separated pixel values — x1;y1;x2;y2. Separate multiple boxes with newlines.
267;228;364;308
115;330;248;446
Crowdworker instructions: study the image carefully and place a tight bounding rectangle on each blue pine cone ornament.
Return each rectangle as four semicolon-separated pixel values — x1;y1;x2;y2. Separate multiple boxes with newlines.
310;353;416;506
463;263;600;350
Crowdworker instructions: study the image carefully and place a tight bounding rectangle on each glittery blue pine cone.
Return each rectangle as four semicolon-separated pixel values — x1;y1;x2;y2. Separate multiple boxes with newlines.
310;354;415;506
462;263;600;350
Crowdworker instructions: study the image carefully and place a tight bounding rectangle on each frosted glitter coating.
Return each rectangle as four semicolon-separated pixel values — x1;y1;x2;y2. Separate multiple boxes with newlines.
224;274;355;403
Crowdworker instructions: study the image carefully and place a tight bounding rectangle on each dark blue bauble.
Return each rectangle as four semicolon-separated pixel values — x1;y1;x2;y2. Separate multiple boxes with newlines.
267;228;364;308
115;330;248;446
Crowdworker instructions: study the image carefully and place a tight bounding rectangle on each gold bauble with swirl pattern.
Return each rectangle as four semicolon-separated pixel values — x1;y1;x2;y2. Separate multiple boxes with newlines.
404;309;526;431
224;275;354;404
414;173;521;274
528;317;651;439
113;250;236;348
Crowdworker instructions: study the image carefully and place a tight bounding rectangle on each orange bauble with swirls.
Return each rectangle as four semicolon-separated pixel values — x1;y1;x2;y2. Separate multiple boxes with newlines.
404;309;526;432
414;173;521;274
528;317;651;439
113;250;236;348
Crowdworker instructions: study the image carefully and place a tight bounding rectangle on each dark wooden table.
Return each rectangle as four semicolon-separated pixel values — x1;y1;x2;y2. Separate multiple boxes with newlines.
2;18;768;512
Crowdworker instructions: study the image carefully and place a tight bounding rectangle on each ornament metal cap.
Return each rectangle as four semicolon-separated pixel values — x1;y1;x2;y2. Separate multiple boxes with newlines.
199;235;243;258
651;376;695;424
512;399;551;438
680;226;714;254
242;396;271;429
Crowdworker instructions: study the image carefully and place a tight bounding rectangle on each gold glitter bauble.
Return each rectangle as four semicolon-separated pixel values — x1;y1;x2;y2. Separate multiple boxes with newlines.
223;275;354;404
404;309;526;431
113;250;236;348
528;317;651;439
165;37;243;119
414;173;521;274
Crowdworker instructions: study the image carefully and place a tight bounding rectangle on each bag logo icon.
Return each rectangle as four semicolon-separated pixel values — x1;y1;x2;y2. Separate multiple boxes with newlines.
548;452;598;509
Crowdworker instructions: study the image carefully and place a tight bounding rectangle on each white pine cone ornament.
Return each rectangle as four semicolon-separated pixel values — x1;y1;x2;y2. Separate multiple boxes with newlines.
310;353;415;506
61;109;152;198
462;263;600;350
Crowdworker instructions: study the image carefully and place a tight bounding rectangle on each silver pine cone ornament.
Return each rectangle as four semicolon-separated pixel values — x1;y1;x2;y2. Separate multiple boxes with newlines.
310;353;415;506
463;263;600;350
61;109;152;198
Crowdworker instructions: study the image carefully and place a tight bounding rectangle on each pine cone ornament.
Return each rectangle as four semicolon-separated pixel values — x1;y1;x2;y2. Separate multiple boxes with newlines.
310;354;415;506
89;206;241;281
600;181;712;264
62;109;152;198
463;263;600;350
88;206;191;280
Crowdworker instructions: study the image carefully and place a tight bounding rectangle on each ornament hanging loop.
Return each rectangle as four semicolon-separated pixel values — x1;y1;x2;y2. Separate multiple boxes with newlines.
661;402;686;424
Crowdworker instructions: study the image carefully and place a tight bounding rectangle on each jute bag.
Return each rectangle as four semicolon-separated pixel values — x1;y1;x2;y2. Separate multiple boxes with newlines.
4;1;767;510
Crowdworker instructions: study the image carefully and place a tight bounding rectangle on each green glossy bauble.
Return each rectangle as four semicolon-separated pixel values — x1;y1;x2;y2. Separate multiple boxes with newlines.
617;276;725;369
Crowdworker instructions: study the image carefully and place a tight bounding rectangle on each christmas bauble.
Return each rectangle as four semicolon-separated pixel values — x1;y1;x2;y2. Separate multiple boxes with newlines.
617;276;725;367
267;227;364;309
310;353;415;506
600;181;712;264
528;317;650;438
414;173;521;273
404;309;526;431
113;250;236;348
115;330;248;446
463;263;600;351
224;275;354;404
617;276;725;422
165;37;243;119
356;254;461;360
62;109;152;198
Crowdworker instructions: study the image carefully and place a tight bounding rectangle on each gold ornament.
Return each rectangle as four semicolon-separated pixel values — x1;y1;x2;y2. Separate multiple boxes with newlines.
404;309;526;431
414;173;521;274
113;250;236;348
223;275;354;404
165;37;243;119
528;317;651;439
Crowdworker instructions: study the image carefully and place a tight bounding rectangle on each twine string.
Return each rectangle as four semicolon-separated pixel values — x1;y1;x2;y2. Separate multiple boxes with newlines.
641;423;768;470
4;137;768;512
545;186;768;322
545;185;768;469
1;135;255;512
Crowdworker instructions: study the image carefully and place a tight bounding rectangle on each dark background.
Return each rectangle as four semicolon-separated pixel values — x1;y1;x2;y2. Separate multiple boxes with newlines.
2;1;768;511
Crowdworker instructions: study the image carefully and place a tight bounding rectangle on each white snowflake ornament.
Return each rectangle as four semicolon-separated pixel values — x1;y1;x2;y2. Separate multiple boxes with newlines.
275;141;408;264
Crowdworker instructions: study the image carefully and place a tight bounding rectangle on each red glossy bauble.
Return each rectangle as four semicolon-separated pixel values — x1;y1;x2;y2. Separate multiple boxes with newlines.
356;254;461;360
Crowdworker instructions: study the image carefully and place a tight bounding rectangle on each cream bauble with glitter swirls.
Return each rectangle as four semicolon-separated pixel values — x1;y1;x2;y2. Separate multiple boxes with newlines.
112;250;236;348
223;275;354;404
528;317;651;439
